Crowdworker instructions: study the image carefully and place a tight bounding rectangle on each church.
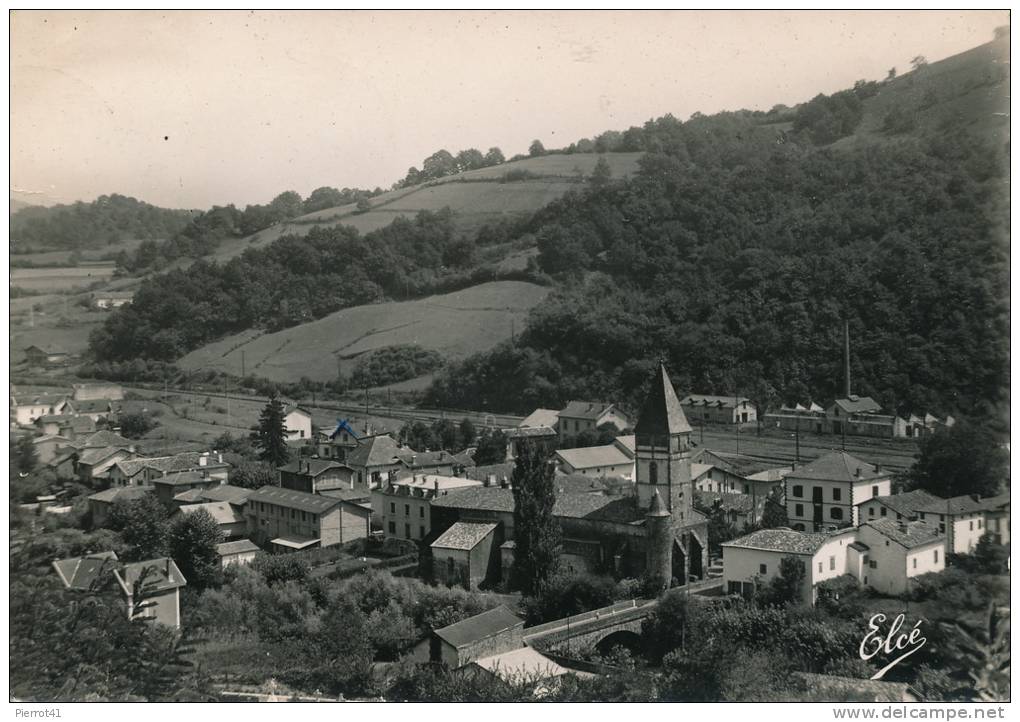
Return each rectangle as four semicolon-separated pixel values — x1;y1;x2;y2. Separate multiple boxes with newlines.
427;363;709;590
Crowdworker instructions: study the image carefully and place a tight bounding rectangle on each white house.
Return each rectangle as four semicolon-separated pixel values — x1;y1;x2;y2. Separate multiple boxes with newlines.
555;401;630;436
855;519;945;596
284;405;313;441
12;393;70;426
785;451;893;532
681;395;756;425
554;441;635;480
911;494;989;554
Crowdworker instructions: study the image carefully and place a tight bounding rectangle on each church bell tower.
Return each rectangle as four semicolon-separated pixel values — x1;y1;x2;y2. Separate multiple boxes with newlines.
634;363;694;526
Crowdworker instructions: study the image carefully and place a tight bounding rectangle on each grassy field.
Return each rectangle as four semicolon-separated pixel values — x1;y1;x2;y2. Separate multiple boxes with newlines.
178;280;550;384
208;152;644;262
10;263;117;292
10;238;149;267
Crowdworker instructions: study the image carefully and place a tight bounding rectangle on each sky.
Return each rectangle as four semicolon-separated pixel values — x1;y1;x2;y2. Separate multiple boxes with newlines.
10;10;1009;210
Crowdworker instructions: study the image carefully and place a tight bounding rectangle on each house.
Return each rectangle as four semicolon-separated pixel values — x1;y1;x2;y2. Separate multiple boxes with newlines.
345;434;409;489
88;485;155;527
66;398;116;422
56;415;97;441
316;418;361;461
176;501;247;540
72;383;125;401
910;494;992;554
216;539;260;568
151;471;224;507
54;552;187;628
23;346;70;367
31;434;75;465
187;483;254;509
763;403;827;433
503;426;557;461
692;448;788;499
283;405;313;441
113;558;187;628
856;489;943;524
374;473;482;542
246;485;370;552
432;521;502;590
76;445;138;484
553;440;635;480
278;458;355;495
429;605;525;668
694;490;759;530
106;451;230;487
855;519;945;596
824;396;908;439
556;401;630;436
680;395;756;425
722;527;860;604
92;291;134;309
397;449;469;479
47;449;78;479
519;408;560;429
784;451;892;532
979;494;1011;545
11;393;70;426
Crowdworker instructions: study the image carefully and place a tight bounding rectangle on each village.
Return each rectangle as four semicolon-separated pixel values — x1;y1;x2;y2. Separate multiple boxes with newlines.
9;356;1010;701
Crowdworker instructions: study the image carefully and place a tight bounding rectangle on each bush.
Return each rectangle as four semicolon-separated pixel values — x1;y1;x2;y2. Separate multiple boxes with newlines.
521;571;617;624
117;411;158;439
251;553;310;585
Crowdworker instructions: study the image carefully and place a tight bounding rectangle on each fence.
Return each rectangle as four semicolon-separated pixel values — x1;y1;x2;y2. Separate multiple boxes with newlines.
523;598;652;638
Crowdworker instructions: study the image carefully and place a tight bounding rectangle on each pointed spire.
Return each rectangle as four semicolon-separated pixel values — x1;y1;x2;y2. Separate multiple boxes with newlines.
647;488;670;517
635;363;692;436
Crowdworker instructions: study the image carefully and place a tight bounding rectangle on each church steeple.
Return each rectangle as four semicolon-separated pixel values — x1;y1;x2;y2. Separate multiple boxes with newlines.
634;363;693;519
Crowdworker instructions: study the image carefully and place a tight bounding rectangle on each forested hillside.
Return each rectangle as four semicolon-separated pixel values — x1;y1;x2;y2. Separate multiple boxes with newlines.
9;194;196;252
86;35;1009;425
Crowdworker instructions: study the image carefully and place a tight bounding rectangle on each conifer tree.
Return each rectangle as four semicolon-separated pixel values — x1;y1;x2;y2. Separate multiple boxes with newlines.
510;440;560;594
252;393;290;468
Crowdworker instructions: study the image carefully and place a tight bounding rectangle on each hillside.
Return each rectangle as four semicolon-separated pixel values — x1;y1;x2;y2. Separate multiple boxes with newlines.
207;152;644;263
178;280;550;384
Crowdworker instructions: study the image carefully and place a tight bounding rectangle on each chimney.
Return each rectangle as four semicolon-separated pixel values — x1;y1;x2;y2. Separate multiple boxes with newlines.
898;520;908;534
843;320;851;398
434;479;439;492
500;475;509;489
855;467;861;478
485;474;494;488
874;463;881;473
218;452;223;464
970;494;981;503
411;454;417;466
439;451;446;460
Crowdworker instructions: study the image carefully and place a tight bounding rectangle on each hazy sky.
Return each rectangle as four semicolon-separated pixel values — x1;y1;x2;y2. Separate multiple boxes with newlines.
10;10;1008;210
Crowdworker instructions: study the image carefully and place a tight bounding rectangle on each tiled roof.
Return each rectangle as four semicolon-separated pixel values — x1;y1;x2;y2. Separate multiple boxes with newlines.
691;462;714;479
147;452;230;474
52;552;119;590
198;484;255;505
113;457;155;478
431;485;516;512
722;528;830;555
694;490;755;514
78;446;132;466
867;490;943;517
401;449;461;468
634;364;690;436
216;539;260;556
555;443;632;470
431;521;499;551
464;462;515;483
33;434;73;445
80;430;133;449
863;519;942;548
503;426;557;439
786;451;886;483
434;605;522;648
177;501;245;526
151;471;215;486
613;435;636;457
248;485;342;514
681;394;751;407
88;485;154;504
391;474;482;492
911;494;989;516
278;459;352;476
977;493;1010;511
746;466;795;483
832;396;883;414
114;558;187;594
519;408;560;429
472;647;570;680
14;393;67;407
560;401;615;421
554;474;609;494
71;399;114;414
346;435;403;468
431;484;642;524
173;488;207;503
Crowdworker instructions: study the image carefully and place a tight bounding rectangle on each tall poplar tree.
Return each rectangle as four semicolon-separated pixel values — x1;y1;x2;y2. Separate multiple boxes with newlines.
252;393;290;468
510;439;560;594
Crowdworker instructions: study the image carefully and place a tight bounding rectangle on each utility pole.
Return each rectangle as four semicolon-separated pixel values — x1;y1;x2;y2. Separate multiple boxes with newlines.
795;416;801;463
241;350;246;378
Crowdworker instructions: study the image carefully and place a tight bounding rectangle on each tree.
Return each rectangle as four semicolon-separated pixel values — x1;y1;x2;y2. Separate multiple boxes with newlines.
483;147;505;166
472;428;507;466
705;504;739;556
761;495;789;529
758;555;806;606
528;139;546;157
11;435;37;476
904;423;1008;498
510;440;560;594
230;460;278;489
458;417;477;448
268;191;304;220
303;186;344;213
108;496;170;561
590;155;613;189
168;508;223;590
355;197;372;214
943;604;1010;701
911;55;928;72
251;553;310;585
252;393;290;468
886;67;897;80
117;411;157;439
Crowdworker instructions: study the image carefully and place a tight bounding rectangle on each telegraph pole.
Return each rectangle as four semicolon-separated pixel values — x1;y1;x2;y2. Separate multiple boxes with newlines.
241;350;246;378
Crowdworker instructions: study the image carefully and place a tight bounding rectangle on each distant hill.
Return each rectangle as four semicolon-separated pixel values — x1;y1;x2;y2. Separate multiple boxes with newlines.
207;152;644;263
9;198;38;215
178;280;551;384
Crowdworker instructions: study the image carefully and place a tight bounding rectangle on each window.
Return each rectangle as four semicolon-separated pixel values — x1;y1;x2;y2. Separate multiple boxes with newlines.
419;507;425;518
744;484;750;494
301;512;306;522
872;485;879;497
405;504;410;517
387;521;395;534
830;507;844;521
912;558;917;569
829;556;835;570
833;488;842;502
817;561;822;573
869;560;877;569
978;519;983;529
795;504;804;517
869;507;876;517
939;523;945;534
920;513;926;520
390;502;395;514
727;581;742;595
759;563;767;575
969;521;974;531
420;526;426;538
939;514;945;521
404;524;411;538
447;557;455;578
934;549;939;563
792;485;803;498
648;461;658;485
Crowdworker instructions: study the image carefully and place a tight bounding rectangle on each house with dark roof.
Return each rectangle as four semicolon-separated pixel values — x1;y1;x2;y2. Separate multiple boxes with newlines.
373;473;482;544
175;501;247;540
910;494;998;554
76;445;138;484
785;451;893;532
245;485;370;552
23;346;70;368
106;451;230;488
11;392;70;426
65;398;116;422
429;605;525;669
345;435;409;488
278;458;355;495
824;395;910;439
556;401;630;436
431;521;501;590
694;490;760;530
113;558;187;628
88;485;155;527
856;489;943;525
151;471;225;507
680;394;756;425
52;551;120;591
